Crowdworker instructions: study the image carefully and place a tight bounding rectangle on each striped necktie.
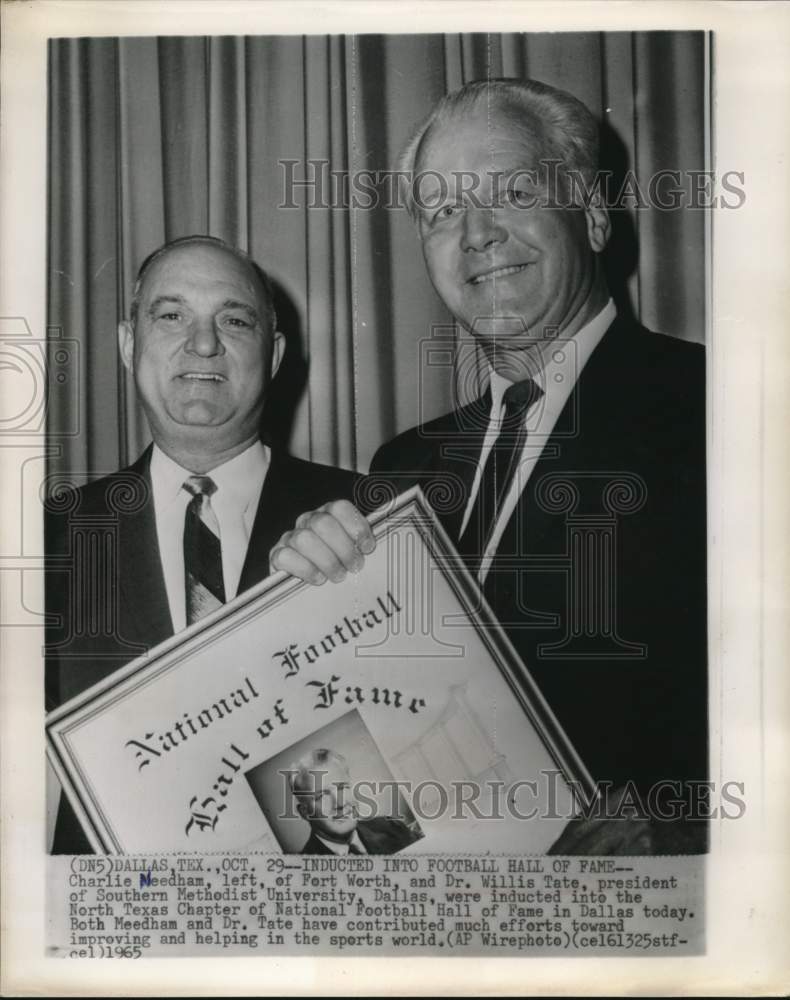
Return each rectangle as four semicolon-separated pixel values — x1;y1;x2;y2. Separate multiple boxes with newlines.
183;475;226;625
457;378;544;566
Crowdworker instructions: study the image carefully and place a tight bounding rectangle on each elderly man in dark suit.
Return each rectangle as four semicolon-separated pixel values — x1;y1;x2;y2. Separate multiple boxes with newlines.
272;79;707;854
46;235;361;851
289;749;421;856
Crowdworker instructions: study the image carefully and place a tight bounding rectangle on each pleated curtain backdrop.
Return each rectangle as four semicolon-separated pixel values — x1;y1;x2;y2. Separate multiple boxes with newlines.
47;32;705;483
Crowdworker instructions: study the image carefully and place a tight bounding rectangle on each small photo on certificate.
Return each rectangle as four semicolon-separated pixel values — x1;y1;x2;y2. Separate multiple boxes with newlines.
244;708;425;856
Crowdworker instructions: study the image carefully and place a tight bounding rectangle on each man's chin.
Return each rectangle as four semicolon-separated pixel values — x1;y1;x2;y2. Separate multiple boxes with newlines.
469;322;548;353
170;401;231;425
466;314;533;340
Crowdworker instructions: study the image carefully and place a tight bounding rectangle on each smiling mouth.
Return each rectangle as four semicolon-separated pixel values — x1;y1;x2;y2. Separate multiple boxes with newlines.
468;263;531;285
178;373;226;382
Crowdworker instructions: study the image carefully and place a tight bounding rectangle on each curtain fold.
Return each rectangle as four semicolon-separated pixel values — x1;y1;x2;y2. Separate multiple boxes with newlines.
633;32;705;338
47;31;706;486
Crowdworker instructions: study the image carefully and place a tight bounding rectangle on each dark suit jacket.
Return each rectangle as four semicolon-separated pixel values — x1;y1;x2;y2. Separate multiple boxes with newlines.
45;445;359;852
300;817;422;855
368;318;708;799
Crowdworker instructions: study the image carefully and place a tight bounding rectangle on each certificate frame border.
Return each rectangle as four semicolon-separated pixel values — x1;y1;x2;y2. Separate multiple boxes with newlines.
46;485;597;854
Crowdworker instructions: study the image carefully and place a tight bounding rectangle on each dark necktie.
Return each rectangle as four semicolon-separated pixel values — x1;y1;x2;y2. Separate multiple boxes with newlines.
183;475;226;626
457;378;544;565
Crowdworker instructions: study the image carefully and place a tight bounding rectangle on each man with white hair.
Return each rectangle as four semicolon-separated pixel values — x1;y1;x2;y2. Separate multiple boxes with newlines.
273;79;708;854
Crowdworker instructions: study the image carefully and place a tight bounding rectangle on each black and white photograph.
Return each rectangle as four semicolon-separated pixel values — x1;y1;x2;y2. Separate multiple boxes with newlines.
43;27;709;856
44;488;589;857
244;709;424;855
1;0;789;995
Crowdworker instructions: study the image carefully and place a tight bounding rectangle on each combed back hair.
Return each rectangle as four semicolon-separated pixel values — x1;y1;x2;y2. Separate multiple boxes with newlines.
128;234;278;332
289;748;349;795
399;77;600;219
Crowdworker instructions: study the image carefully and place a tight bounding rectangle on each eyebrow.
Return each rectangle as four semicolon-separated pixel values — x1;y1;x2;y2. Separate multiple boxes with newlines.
221;299;260;321
147;294;186;315
146;295;260;321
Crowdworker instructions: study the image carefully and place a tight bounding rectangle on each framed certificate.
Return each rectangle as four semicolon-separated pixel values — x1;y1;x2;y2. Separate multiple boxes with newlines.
46;488;594;855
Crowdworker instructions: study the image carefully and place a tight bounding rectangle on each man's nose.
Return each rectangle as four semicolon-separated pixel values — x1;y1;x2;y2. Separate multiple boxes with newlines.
184;316;225;356
461;206;508;253
328;785;346;810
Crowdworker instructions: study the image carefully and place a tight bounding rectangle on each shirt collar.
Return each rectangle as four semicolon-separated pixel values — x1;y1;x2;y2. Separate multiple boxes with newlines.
150;445;192;509
207;440;269;513
150;440;269;512
488;298;616;415
314;829;367;855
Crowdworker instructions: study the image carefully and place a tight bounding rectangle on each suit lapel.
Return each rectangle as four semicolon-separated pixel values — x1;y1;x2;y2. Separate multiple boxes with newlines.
117;448;174;648
433;390;492;541
356;821;376;853
496;317;637;554
304;832;332;855
119;447;294;635
239;449;292;592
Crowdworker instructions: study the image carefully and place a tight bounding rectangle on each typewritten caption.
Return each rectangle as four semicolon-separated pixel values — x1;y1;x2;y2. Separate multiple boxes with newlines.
48;853;703;956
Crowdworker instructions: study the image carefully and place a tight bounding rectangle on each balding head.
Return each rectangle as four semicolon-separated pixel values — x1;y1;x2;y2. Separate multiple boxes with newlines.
118;236;284;472
129;235;278;333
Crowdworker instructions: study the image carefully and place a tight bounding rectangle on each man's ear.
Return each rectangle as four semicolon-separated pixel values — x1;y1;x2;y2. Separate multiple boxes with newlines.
118;320;135;373
269;330;286;380
585;200;611;254
295;798;310;822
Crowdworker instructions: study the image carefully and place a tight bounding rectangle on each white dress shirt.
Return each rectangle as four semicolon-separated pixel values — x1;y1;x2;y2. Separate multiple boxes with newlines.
460;299;617;583
150;440;270;633
312;829;368;855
